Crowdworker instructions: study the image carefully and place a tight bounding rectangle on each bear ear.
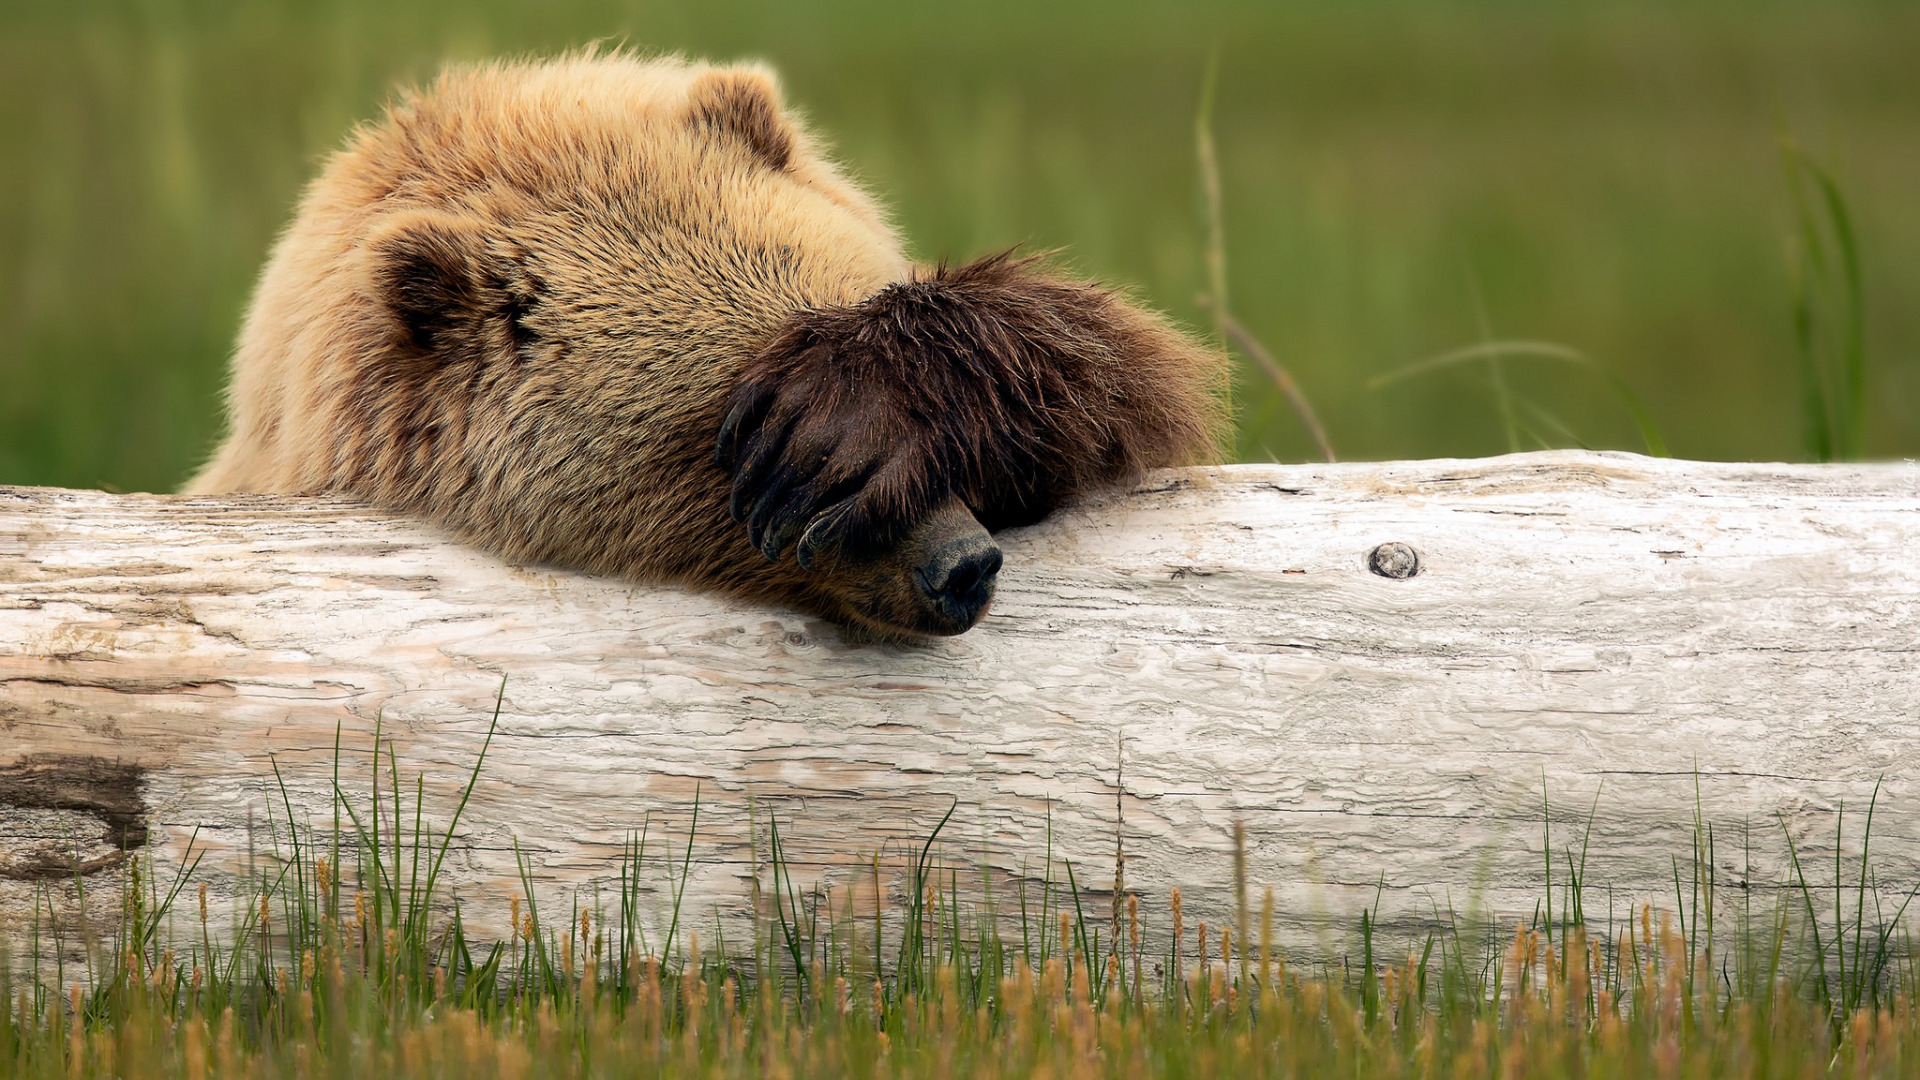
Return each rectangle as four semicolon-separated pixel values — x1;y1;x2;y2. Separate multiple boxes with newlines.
686;67;794;172
367;210;533;358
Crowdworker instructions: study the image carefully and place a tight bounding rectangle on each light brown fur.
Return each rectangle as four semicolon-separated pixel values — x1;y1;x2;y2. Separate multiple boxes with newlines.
190;52;1225;635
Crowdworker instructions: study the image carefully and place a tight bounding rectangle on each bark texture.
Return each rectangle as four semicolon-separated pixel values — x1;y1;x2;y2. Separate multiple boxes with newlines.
3;451;1917;972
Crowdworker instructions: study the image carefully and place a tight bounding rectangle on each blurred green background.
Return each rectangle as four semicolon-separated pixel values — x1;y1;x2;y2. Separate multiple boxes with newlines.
2;0;1916;492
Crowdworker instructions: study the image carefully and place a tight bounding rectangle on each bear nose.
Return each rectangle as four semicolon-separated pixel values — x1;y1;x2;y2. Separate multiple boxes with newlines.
915;535;1003;630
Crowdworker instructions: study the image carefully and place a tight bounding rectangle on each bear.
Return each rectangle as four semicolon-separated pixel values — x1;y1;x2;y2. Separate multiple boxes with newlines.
188;52;1226;638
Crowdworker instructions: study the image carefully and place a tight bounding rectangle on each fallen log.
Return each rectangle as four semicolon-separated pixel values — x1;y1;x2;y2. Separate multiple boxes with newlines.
3;450;1918;975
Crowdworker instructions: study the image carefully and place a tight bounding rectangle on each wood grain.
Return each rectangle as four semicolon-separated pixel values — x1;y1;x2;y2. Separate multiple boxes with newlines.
3;450;1917;974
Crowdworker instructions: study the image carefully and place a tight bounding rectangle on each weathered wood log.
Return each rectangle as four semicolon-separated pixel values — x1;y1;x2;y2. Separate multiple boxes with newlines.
3;450;1918;975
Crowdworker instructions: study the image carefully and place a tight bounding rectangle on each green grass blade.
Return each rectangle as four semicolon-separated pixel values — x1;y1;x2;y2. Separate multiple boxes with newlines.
1370;340;1669;457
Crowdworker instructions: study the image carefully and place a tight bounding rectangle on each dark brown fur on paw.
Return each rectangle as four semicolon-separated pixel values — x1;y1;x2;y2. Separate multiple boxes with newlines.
717;252;1223;568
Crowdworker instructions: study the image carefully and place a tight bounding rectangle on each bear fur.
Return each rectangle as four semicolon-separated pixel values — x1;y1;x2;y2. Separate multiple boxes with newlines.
189;52;1225;636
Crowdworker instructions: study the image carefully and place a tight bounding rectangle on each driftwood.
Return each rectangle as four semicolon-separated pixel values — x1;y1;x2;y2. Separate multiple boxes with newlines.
2;450;1918;975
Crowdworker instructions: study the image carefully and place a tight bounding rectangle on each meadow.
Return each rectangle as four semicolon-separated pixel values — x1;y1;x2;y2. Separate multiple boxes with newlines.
2;0;1918;492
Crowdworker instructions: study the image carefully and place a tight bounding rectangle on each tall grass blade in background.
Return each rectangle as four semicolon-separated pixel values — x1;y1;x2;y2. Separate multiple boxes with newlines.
1202;299;1338;462
1194;59;1335;464
1781;137;1869;462
1195;50;1229;355
1369;341;1670;458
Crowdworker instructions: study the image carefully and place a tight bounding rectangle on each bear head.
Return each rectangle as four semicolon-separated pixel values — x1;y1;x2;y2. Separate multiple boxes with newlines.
191;54;1225;638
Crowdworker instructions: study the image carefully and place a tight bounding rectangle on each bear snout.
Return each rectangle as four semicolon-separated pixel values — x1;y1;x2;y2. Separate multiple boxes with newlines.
914;534;1003;633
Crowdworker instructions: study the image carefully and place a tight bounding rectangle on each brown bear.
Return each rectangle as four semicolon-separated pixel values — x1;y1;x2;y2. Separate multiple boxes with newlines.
188;53;1226;637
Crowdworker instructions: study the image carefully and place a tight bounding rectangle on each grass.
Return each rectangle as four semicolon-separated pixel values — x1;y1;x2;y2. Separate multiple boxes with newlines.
1782;136;1871;462
3;1;1919;491
7;726;1920;1077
